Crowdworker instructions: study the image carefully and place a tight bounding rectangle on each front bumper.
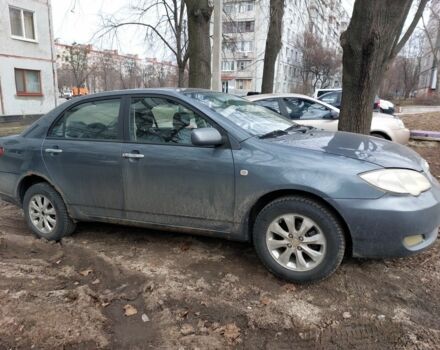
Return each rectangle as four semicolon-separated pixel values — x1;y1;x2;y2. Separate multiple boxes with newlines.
332;186;440;258
390;127;410;145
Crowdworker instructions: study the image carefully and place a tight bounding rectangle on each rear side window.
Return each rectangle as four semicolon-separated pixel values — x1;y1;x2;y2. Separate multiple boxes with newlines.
283;98;332;120
49;99;121;140
319;92;340;105
254;99;281;114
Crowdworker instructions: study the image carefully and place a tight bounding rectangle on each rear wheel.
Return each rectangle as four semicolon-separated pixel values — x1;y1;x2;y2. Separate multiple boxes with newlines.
23;183;76;240
253;196;345;283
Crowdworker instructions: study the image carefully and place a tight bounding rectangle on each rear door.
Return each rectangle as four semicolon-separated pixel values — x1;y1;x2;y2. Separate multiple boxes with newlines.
121;95;235;232
42;97;125;219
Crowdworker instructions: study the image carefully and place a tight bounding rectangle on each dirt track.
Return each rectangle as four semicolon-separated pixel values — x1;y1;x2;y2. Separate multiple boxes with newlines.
1;201;440;349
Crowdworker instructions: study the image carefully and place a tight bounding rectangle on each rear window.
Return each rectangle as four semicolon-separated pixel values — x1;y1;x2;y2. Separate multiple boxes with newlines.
317;90;332;98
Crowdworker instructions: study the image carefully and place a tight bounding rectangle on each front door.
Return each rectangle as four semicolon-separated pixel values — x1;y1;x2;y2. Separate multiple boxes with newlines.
122;95;235;232
42;98;124;218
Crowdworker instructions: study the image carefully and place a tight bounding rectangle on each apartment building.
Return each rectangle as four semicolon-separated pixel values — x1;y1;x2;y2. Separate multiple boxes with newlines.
55;42;180;93
0;0;57;116
220;0;349;95
418;0;439;95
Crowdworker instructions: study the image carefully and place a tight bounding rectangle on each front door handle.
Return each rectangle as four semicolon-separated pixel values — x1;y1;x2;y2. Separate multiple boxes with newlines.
45;148;63;154
122;153;144;159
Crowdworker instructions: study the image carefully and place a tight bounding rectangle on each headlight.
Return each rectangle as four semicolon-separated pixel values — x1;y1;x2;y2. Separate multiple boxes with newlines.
421;158;430;172
359;169;431;196
394;118;405;128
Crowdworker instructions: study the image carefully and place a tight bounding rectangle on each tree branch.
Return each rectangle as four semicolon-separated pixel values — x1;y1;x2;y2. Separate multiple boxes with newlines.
391;0;429;58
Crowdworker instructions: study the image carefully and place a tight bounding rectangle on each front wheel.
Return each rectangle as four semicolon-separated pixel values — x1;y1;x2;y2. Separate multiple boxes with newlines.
23;183;76;241
253;196;345;283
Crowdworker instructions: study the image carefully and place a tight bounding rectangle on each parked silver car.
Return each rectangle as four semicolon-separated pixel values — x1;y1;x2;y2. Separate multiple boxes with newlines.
246;93;409;144
1;89;438;283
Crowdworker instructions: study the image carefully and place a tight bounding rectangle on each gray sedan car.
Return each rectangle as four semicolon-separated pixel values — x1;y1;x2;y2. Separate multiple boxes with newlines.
0;89;439;283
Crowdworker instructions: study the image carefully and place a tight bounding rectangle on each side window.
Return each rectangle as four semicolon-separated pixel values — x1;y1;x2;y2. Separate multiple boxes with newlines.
129;97;214;145
49;99;121;140
320;92;339;106
283;98;332;120
254;99;281;114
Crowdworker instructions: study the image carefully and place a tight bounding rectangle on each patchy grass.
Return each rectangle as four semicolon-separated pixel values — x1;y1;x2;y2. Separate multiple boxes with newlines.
401;112;440;131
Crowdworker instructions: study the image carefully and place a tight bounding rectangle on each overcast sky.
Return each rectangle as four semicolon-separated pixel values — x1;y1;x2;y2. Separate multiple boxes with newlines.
52;0;159;58
52;0;355;60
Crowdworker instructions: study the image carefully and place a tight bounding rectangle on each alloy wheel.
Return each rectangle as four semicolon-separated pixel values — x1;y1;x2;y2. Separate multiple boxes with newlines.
28;194;57;235
266;214;326;271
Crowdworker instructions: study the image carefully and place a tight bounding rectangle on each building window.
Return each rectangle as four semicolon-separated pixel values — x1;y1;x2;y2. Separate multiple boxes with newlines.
9;6;36;40
239;2;254;12
223;20;255;33
221;61;235;72
235;79;252;90
224;3;235;14
15;69;42;96
237;60;251;70
222;41;253;53
238;41;253;52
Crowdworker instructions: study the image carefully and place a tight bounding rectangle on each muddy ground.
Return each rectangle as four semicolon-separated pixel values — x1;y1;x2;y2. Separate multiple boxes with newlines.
1;114;440;349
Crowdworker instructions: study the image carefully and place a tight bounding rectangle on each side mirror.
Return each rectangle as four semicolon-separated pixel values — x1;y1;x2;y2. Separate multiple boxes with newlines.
329;110;339;119
191;128;224;146
323;110;339;119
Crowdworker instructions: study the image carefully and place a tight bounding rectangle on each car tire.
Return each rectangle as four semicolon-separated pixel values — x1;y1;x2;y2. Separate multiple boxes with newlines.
23;182;76;241
253;196;345;283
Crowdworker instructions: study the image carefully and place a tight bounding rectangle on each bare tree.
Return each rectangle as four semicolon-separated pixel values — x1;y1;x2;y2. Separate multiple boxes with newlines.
261;0;285;93
118;57;142;89
421;1;440;96
56;64;74;93
339;0;428;134
296;32;341;94
99;0;189;87
184;0;213;88
381;31;424;99
63;43;95;90
97;51;120;91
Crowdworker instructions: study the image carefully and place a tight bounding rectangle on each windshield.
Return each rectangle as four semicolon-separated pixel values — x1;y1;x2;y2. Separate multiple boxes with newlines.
183;91;295;136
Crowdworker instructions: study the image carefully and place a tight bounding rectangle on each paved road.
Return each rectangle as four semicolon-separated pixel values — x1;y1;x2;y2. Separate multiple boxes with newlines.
396;105;440;115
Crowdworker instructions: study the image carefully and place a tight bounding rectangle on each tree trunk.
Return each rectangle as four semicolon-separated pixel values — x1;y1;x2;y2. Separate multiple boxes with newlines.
339;0;427;134
184;0;213;89
177;64;186;87
261;0;285;93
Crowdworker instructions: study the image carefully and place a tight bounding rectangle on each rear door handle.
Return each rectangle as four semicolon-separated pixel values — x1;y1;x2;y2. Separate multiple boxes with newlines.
45;148;63;154
122;153;144;159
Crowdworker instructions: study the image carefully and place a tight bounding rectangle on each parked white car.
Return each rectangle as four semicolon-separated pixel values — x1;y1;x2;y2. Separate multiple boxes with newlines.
246;93;410;144
315;89;395;115
313;88;342;99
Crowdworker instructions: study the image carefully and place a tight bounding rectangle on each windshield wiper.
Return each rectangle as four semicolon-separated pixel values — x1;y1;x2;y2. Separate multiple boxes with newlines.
259;129;288;139
284;124;314;133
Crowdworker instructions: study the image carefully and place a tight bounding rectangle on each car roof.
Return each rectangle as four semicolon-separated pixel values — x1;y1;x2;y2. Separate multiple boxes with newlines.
319;90;342;98
245;93;340;112
315;88;342;92
245;92;314;101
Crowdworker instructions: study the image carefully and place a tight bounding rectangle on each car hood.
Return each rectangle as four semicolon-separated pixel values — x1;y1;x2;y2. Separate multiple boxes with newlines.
267;130;423;171
380;99;395;109
372;111;396;119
